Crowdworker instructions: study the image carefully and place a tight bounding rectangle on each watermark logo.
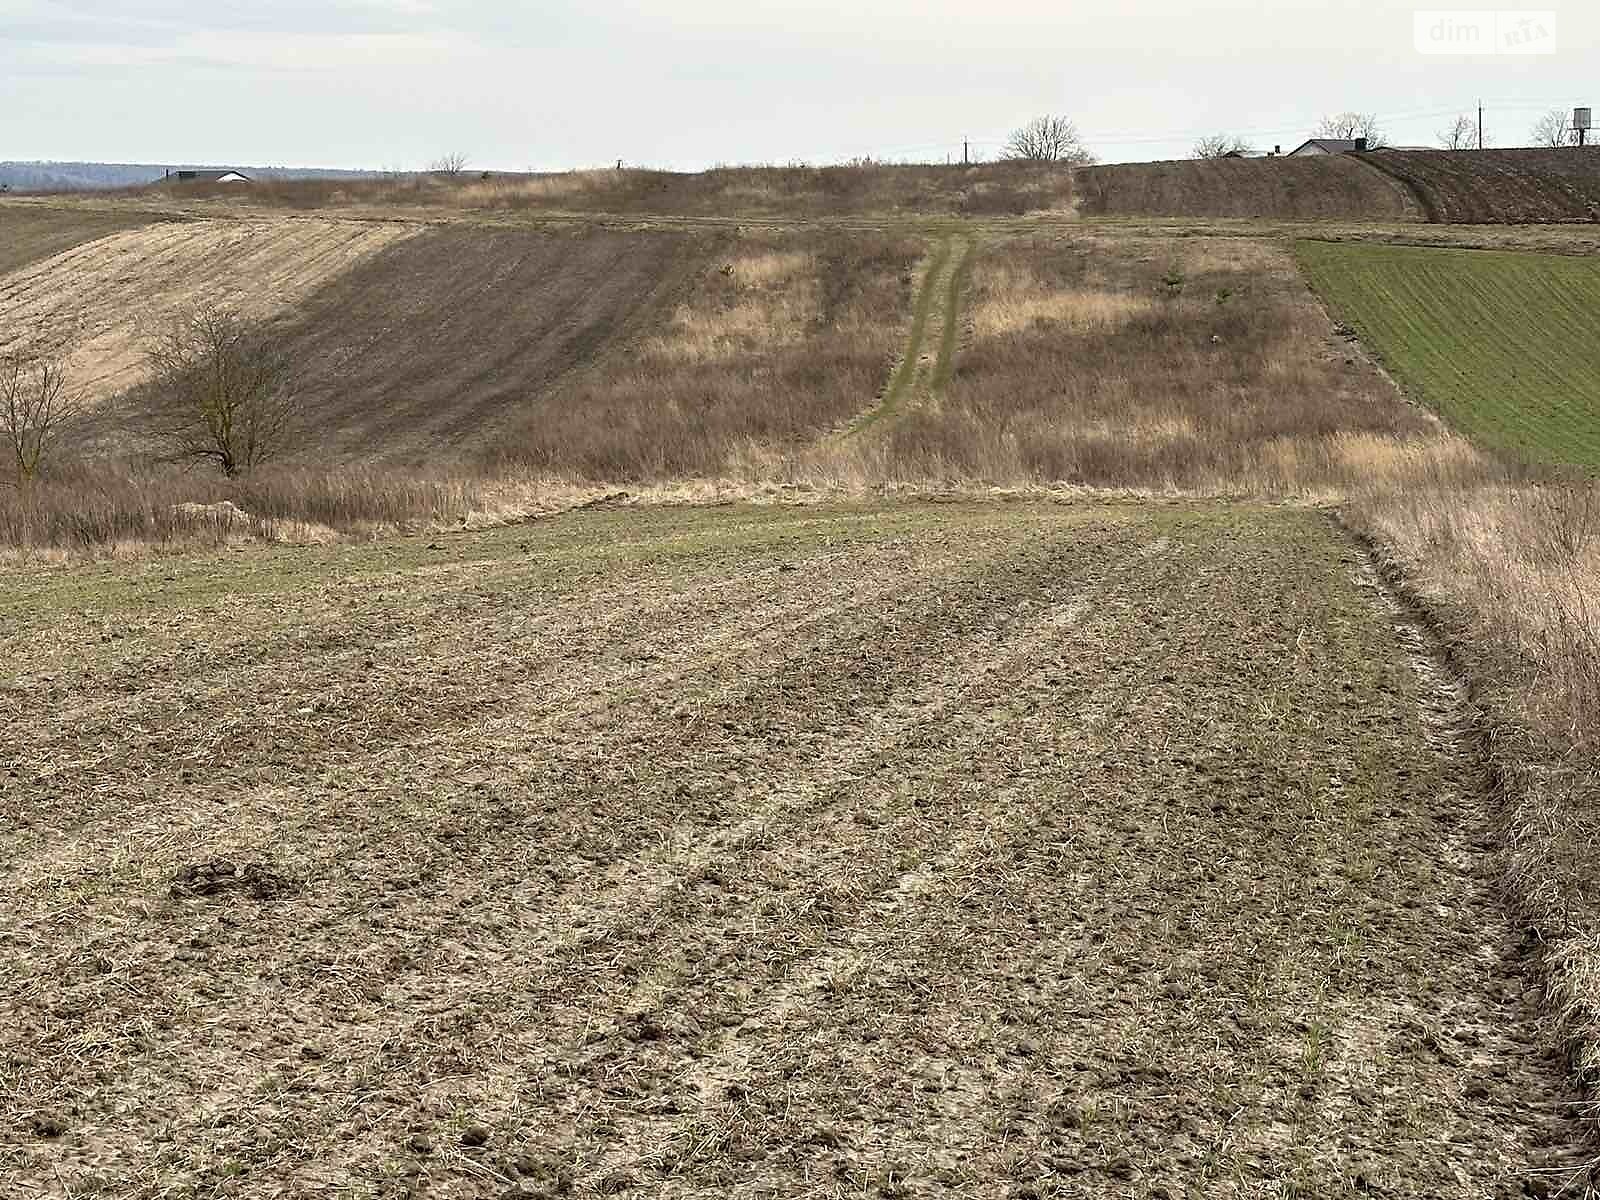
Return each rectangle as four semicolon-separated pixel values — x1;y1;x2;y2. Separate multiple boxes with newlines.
1414;10;1557;55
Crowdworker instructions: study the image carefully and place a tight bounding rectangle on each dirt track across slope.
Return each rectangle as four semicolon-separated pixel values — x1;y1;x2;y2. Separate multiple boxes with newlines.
0;217;420;401
0;501;1587;1197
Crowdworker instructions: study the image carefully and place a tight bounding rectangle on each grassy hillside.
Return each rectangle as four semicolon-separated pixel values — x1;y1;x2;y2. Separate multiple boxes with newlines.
151;162;1077;218
1364;148;1600;223
1298;239;1600;467
0;206;157;276
1075;156;1415;221
864;233;1466;492
487;232;921;477
2;501;1586;1194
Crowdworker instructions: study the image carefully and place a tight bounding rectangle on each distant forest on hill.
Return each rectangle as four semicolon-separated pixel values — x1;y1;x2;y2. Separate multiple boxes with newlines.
0;161;386;192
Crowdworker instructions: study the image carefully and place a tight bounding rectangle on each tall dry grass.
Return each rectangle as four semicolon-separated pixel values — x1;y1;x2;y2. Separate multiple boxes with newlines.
0;463;481;554
487;233;920;479
849;235;1492;495
149;162;1077;219
1351;479;1600;1102
1356;481;1600;752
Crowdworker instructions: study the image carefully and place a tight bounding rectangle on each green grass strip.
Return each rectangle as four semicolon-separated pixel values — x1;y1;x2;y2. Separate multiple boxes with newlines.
852;236;955;434
931;237;976;397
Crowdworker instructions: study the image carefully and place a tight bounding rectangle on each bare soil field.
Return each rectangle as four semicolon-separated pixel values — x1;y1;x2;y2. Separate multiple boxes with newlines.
0;208;159;277
263;227;713;463
1363;148;1600;224
0;217;420;402
1075;157;1416;222
1;501;1588;1197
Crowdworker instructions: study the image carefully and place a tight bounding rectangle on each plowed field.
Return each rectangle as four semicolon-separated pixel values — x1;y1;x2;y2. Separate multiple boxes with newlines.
0;218;420;402
269;227;711;463
1;501;1585;1197
0;207;157;277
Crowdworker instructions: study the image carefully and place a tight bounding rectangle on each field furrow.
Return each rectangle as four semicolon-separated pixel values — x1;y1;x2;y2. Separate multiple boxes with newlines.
1;501;1587;1198
0;218;422;404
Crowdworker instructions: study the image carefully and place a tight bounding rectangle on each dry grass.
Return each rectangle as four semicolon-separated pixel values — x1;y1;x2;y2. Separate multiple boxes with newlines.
1349;479;1600;1111
487;232;920;479
1356;482;1600;752
970;259;1153;338
839;233;1492;495
0;463;482;555
146;161;1077;219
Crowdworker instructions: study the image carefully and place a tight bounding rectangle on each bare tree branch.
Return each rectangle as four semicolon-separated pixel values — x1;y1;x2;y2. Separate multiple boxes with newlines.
1438;114;1479;150
145;304;300;477
1314;112;1387;148
1531;109;1578;148
1192;134;1254;159
1;351;81;488
1002;116;1096;165
428;152;470;177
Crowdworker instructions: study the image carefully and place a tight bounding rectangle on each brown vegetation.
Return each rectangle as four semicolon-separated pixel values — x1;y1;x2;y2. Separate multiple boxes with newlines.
1076;156;1415;221
0;463;481;553
1363;148;1600;223
148;161;1078;219
861;234;1484;493
488;232;920;478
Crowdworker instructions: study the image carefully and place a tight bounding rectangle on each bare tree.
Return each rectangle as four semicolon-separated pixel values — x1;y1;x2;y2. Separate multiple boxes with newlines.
145;305;299;477
1531;108;1577;148
1315;112;1387;148
1003;116;1095;165
1;351;79;488
428;151;469;177
1438;114;1479;150
1192;134;1254;159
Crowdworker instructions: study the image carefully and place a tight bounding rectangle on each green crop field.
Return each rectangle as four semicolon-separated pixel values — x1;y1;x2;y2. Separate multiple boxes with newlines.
1298;239;1600;470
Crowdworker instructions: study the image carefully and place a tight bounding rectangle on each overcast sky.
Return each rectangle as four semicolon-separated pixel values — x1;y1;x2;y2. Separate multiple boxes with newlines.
3;1;1596;169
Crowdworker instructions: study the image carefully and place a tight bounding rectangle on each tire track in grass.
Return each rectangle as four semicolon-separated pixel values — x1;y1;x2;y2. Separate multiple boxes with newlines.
929;235;976;398
842;236;957;435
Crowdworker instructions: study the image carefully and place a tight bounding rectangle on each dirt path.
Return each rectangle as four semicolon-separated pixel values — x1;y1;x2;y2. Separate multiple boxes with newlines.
844;235;973;435
0;217;421;404
0;502;1589;1197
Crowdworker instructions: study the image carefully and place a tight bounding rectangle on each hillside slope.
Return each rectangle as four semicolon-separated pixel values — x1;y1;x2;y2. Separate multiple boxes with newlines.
141;163;1077;219
1363;148;1600;223
268;227;715;462
0;206;158;276
1075;156;1416;221
1299;239;1600;466
0;218;419;400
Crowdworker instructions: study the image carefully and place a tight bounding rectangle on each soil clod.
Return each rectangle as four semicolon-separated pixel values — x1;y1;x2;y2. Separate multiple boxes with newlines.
169;859;304;901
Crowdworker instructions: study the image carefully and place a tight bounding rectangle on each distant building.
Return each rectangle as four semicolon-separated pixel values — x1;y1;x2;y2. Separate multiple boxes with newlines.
1287;138;1368;157
170;169;252;184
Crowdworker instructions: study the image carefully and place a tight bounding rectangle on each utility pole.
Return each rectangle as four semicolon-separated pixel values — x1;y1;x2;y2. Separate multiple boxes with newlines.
963;139;969;166
1478;101;1483;150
